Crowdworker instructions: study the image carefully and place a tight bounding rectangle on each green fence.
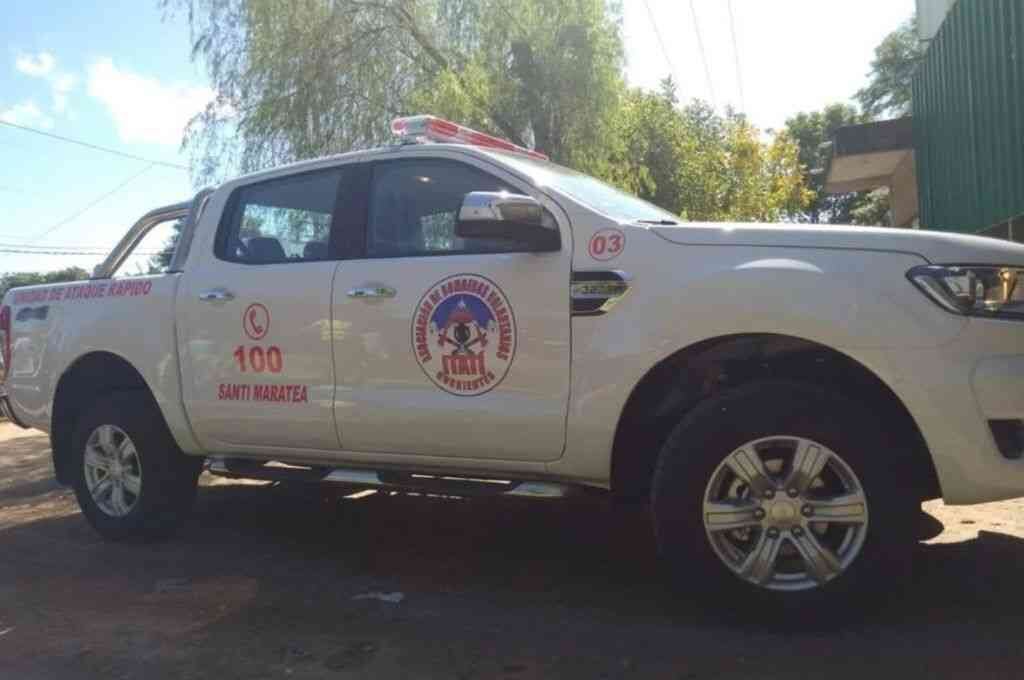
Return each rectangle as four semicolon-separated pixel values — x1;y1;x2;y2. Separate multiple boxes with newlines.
913;0;1024;233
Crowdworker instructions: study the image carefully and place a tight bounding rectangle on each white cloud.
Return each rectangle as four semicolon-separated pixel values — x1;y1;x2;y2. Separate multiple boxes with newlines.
15;52;56;77
0;100;54;129
14;51;76;115
87;58;215;146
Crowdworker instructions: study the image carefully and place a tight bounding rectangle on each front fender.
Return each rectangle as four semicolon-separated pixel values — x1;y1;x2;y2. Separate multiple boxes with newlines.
553;231;967;485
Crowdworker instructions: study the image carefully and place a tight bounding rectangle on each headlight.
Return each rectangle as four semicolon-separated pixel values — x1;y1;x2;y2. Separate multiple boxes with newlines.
908;265;1024;319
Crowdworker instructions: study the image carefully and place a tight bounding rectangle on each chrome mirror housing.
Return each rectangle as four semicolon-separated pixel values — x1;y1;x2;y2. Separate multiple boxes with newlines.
458;192;544;225
456;192;559;252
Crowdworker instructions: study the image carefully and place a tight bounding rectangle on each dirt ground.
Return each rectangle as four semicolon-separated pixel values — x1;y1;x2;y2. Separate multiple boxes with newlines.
3;423;1024;679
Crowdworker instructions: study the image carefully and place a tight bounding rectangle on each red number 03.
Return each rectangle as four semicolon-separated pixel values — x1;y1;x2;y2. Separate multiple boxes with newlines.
233;345;283;374
589;229;624;260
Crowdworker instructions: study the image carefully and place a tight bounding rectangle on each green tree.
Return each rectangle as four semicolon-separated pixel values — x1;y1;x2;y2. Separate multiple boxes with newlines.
590;87;811;222
164;0;811;223
163;0;624;185
715;114;812;222
850;188;891;226
0;267;90;300
784;103;872;224
578;78;690;210
855;15;923;119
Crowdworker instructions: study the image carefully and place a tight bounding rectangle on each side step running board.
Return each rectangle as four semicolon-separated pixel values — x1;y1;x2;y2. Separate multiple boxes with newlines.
206;457;578;499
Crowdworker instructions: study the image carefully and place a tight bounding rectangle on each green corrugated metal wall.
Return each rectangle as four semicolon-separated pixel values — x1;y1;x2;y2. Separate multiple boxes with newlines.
913;0;1024;233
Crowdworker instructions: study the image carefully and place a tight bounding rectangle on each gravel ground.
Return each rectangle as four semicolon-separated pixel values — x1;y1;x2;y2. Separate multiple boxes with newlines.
3;422;1024;679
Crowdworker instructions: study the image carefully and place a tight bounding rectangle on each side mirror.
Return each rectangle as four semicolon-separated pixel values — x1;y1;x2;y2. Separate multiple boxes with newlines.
456;192;560;252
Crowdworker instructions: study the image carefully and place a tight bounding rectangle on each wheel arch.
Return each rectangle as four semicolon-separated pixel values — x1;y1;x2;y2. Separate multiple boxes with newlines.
610;333;941;502
51;351;160;485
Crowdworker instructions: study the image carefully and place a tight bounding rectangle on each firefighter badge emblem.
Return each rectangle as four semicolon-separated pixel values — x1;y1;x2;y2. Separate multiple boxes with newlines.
411;274;516;396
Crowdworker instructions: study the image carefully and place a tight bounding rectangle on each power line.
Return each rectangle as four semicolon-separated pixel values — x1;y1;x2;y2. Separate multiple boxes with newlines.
0;120;188;171
28;164;156;243
642;0;682;93
0;244;160;255
688;0;717;110
726;0;746;112
0;243;107;253
0;245;160;256
0;246;161;257
0;240;119;251
0;248;110;257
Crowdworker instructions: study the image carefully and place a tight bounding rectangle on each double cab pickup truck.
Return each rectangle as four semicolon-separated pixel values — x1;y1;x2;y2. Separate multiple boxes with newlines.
2;116;1023;611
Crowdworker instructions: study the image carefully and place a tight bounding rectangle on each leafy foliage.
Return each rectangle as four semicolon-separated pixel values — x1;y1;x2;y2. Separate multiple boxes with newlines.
408;0;625;167
163;0;625;185
164;0;810;222
850;188;892;226
855;15;923;119
784;103;875;224
591;84;811;222
0;267;90;300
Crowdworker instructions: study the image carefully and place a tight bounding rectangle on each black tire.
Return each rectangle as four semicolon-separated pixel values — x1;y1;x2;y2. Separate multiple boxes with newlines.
651;380;917;615
70;391;203;541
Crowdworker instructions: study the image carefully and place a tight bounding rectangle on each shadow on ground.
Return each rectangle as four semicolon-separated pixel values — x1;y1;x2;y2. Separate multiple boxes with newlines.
3;481;1024;679
2;430;1024;678
0;431;62;505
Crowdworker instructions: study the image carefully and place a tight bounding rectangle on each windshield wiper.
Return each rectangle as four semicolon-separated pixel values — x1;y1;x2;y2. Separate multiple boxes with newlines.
635;219;678;225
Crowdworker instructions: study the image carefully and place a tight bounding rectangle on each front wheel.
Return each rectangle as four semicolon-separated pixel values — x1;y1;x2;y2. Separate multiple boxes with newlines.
652;381;917;612
70;392;203;541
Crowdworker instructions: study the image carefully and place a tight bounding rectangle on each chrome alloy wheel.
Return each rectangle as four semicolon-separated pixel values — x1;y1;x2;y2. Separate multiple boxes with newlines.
83;424;143;518
702;436;869;592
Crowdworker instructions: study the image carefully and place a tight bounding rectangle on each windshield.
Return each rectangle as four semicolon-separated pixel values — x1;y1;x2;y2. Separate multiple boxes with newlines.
489;151;679;224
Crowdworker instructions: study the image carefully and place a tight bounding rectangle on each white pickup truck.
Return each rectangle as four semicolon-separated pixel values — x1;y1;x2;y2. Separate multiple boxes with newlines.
2;116;1023;610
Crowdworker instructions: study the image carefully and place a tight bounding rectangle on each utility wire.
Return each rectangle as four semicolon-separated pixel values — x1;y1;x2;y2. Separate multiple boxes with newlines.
688;0;717;110
0;120;188;171
0;240;114;250
0;246;161;256
27;164;156;243
0;248;111;257
0;245;158;255
726;0;746;112
642;0;682;93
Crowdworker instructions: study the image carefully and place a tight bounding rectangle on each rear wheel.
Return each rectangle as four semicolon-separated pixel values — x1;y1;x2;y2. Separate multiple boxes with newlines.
652;381;916;612
82;424;145;518
71;392;203;541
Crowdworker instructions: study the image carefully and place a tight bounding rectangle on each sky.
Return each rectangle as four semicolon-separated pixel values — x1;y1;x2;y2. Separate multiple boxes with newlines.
0;0;915;275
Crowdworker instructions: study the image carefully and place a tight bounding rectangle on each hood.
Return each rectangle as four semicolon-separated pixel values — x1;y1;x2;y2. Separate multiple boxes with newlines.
651;222;1024;265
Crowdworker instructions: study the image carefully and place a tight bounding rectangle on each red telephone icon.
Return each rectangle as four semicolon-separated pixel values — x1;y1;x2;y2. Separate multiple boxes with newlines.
243;304;270;340
248;309;264;336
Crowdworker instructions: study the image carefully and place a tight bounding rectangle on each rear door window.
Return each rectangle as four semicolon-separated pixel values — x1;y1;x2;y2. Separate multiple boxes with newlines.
217;169;343;264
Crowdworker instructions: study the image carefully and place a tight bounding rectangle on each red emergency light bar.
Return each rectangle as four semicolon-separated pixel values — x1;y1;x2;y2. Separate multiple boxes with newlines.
391;115;549;161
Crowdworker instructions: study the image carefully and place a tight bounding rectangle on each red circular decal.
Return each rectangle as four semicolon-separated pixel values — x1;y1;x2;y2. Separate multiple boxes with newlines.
588;228;625;261
411;274;516;397
243;303;270;341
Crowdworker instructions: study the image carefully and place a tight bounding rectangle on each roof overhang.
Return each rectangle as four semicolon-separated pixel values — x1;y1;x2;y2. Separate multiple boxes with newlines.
825;150;912;193
822;117;914;194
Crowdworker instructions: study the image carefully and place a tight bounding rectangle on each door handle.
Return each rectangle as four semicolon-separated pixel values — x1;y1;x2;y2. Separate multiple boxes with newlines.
199;289;235;302
347;285;396;299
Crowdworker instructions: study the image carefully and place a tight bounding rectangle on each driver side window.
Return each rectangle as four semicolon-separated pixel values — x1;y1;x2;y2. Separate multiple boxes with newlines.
367;159;526;258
